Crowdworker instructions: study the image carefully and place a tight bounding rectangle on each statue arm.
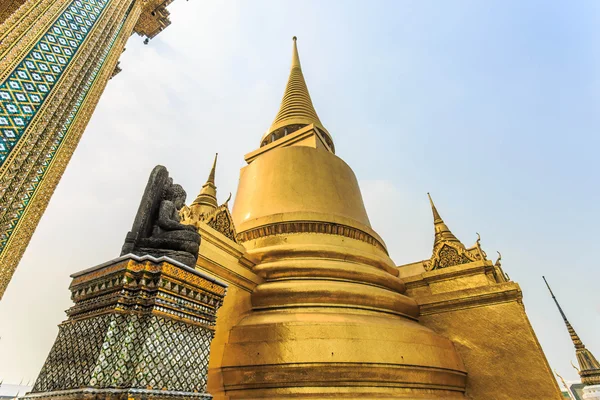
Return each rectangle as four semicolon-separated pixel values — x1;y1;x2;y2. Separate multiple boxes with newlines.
157;201;196;231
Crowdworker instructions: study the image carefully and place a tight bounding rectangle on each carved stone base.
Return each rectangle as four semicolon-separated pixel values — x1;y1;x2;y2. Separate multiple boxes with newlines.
132;248;198;267
24;255;227;400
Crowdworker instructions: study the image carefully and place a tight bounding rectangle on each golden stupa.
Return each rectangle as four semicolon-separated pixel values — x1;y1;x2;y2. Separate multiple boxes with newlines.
183;38;562;400
224;37;466;399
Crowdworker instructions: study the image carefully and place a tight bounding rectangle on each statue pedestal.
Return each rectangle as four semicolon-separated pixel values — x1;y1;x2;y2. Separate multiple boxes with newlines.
24;255;227;400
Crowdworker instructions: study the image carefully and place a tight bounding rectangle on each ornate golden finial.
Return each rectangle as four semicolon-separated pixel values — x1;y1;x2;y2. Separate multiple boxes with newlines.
571;360;580;373
427;193;461;246
426;193;476;270
427;192;442;223
191;153;219;215
225;192;232;206
207;153;218;185
495;251;502;267
262;37;331;146
544;276;600;385
474;232;487;261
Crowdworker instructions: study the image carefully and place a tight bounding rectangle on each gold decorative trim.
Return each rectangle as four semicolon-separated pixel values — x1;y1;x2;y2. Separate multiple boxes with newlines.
237;221;387;252
203;204;238;243
417;283;523;315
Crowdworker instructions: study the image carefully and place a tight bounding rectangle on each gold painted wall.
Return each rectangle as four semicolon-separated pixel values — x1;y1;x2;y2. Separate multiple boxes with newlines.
191;221;261;399
0;0;27;24
402;261;563;400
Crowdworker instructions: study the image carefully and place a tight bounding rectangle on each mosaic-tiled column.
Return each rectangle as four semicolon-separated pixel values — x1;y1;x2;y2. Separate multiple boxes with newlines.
24;254;227;400
0;0;140;299
0;0;187;299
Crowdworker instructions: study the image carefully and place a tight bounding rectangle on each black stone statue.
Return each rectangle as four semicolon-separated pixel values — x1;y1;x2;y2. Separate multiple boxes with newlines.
121;165;200;266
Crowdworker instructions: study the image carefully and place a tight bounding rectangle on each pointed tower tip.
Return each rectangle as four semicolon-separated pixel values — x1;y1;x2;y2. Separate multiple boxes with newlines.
544;277;600;384
427;193;462;248
291;36;301;70
544;277;584;349
192;153;219;211
262;37;332;148
207;153;218;185
427;193;442;222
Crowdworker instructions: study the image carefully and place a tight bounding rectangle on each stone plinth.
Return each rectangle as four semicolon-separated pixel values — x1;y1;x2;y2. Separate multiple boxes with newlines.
24;255;227;400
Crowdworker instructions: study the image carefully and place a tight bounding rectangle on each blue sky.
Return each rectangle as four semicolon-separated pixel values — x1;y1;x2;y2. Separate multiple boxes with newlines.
0;0;598;385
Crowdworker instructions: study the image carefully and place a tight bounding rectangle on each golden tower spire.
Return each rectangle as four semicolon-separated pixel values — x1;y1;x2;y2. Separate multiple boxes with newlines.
207;152;218;185
261;37;331;147
191;153;219;215
428;193;462;247
544;276;600;385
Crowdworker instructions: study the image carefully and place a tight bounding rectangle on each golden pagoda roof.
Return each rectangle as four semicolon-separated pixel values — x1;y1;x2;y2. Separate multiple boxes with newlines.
544;276;600;385
261;37;330;145
192;153;218;210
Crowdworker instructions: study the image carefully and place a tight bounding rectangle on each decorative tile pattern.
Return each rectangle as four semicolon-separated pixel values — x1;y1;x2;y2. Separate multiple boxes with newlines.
204;204;239;243
0;0;127;257
0;0;109;164
33;314;214;394
29;258;226;399
33;313;113;391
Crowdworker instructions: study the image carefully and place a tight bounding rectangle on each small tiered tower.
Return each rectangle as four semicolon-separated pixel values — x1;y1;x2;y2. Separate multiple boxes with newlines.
397;195;562;399
544;276;600;398
189;153;219;219
0;0;188;299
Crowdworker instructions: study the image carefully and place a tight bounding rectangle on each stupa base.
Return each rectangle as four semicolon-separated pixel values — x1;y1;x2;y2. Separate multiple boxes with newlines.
216;308;467;400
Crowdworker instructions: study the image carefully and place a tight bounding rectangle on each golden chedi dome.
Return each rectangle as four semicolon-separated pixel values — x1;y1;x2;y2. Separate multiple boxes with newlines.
222;38;467;399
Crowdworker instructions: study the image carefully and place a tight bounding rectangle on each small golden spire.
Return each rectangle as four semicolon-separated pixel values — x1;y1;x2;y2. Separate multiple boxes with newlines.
427;193;462;247
544;276;600;385
192;153;219;213
262;37;330;145
427;192;442;223
207;153;218;185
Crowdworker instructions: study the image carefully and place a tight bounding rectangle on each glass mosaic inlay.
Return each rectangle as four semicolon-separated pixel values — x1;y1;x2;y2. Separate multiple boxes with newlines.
0;0;110;165
0;0;130;256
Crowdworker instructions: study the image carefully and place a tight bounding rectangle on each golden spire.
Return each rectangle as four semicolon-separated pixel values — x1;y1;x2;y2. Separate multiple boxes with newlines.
543;276;600;385
207;152;217;185
427;193;463;248
192;153;218;213
262;37;330;145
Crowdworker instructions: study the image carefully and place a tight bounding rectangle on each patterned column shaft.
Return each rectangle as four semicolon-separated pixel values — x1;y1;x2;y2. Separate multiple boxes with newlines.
25;255;227;400
0;0;130;211
0;0;142;299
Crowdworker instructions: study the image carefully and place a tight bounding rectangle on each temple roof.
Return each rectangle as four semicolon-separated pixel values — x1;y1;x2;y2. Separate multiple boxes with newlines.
544;276;600;385
261;37;330;145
